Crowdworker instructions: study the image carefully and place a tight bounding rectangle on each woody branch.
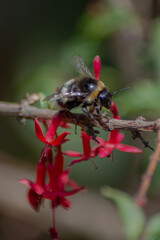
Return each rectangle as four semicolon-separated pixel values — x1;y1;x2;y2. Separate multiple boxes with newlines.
0;100;156;133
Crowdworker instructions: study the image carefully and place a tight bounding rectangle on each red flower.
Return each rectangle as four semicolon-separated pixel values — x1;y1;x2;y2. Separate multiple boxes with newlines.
19;146;47;211
43;149;84;208
95;131;142;158
19;162;45;210
64;131;98;166
19;162;46;195
110;101;120;119
45;148;84;240
93;102;142;158
19;146;51;210
27;188;42;211
35;113;71;146
93;55;101;80
94;57;142;158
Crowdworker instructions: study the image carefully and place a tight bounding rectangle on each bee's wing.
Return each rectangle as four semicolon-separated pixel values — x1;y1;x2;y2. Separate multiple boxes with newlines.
43;93;56;101
72;55;94;78
43;92;87;101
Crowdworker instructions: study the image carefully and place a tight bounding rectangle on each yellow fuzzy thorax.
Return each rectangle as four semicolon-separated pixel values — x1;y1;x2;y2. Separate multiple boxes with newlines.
86;80;105;103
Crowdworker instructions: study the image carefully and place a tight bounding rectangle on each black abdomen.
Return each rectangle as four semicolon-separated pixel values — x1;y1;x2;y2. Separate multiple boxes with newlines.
55;77;98;110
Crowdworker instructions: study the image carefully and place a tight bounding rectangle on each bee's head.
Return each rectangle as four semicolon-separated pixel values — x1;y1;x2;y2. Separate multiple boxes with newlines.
98;89;112;109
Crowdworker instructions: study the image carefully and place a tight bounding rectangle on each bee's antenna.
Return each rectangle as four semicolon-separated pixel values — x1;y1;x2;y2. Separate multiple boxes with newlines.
112;86;130;96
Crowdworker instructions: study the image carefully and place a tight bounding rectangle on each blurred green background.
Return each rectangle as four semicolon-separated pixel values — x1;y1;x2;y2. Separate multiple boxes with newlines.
0;0;160;239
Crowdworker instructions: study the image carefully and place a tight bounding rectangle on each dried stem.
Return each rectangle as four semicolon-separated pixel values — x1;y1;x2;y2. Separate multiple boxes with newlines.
135;119;160;206
0;101;156;133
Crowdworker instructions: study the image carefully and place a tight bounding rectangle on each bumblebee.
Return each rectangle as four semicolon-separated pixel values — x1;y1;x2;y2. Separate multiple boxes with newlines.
44;56;117;115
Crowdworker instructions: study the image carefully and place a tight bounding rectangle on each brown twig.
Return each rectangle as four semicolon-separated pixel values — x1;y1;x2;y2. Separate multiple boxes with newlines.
0;101;156;133
134;119;160;207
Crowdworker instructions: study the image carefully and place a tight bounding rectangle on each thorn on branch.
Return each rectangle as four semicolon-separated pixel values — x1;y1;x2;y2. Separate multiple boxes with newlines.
132;131;154;152
83;125;100;143
17;116;26;125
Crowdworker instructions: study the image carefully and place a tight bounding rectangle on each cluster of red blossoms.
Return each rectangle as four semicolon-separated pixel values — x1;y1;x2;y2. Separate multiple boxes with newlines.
20;56;142;239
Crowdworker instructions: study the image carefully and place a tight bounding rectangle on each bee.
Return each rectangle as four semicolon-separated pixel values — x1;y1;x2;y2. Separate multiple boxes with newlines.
44;56;127;116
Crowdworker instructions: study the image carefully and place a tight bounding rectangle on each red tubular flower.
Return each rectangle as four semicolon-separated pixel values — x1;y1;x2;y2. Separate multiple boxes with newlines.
64;131;98;166
19;146;52;210
44;149;84;208
19;162;46;195
93;102;142;158
19;162;46;210
43;149;84;240
110;101;120;119
93;55;101;80
95;132;142;158
35;113;71;146
93;57;142;158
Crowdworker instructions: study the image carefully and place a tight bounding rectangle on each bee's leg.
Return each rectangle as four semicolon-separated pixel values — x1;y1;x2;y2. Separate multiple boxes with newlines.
82;104;92;118
89;103;95;114
93;101;101;116
84;126;100;144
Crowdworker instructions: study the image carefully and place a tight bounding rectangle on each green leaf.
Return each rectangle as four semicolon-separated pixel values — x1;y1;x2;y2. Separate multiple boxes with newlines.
101;186;145;240
144;214;160;240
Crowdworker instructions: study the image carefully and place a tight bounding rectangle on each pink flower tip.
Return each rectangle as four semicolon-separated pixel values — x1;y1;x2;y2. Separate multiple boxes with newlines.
93;55;101;80
110;102;120;119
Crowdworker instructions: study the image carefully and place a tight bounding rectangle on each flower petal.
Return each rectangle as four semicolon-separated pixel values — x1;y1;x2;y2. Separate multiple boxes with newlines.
35;118;47;143
19;178;32;187
43;191;57;200
36;162;46;187
64;150;82;157
61;186;85;197
60;197;72;208
19;178;44;195
68;179;82;189
69;156;89;166
92;145;102;156
108;129;119;144
99;144;115;158
58;169;70;189
28;188;42;211
116;144;142;153
116;133;124;143
54;150;64;177
45;113;62;142
82;131;91;156
92;136;105;145
50;132;71;146
110;102;120;118
93;55;101;80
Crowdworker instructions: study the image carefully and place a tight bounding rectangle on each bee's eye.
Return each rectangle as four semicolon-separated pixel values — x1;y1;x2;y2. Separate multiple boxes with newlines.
98;90;112;109
87;83;96;91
